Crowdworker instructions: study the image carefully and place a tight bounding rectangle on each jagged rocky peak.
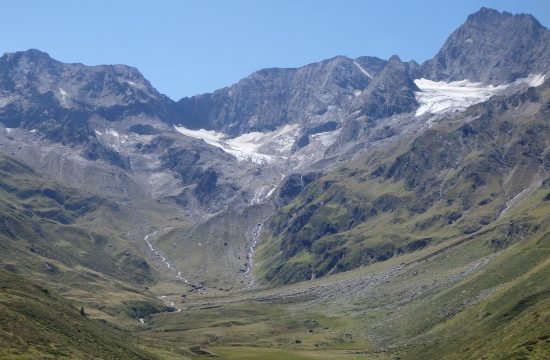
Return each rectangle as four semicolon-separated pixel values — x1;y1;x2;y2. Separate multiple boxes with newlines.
0;48;178;149
0;49;62;92
357;54;419;120
421;7;550;84
176;55;387;137
0;48;59;69
0;49;168;110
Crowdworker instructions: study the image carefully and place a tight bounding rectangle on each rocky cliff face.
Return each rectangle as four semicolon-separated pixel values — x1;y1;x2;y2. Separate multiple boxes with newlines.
176;54;425;137
177;56;379;136
421;7;550;83
175;8;550;166
357;55;419;120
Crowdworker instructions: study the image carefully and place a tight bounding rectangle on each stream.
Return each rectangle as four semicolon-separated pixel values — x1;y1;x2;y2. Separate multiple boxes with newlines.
144;230;188;283
243;222;263;288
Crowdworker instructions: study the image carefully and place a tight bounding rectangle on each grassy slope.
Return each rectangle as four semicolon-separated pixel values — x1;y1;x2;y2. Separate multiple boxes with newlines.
0;270;159;359
153;204;274;289
1;88;549;359
144;188;549;359
400;191;550;359
0;154;167;324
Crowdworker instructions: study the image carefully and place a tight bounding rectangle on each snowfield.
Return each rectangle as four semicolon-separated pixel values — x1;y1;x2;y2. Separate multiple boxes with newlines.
414;79;508;116
414;74;545;117
174;124;300;164
353;60;373;79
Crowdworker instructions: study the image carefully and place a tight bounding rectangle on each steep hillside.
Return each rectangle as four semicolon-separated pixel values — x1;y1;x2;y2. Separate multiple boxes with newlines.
0;154;170;322
0;271;162;359
176;56;390;136
257;79;550;283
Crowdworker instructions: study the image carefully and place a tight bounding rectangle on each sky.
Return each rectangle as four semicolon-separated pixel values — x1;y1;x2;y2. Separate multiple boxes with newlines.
1;0;549;100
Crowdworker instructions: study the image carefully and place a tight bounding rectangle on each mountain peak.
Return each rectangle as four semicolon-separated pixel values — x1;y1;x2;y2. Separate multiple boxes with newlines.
468;7;509;20
421;7;550;84
5;48;53;58
467;7;541;27
0;48;58;67
388;54;402;64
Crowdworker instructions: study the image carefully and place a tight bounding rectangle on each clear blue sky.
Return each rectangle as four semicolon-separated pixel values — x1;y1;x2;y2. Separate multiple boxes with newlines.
1;0;548;99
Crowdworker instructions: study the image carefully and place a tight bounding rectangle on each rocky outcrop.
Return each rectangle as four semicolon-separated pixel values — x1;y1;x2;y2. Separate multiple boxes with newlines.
176;56;378;136
358;55;419;120
421;8;550;83
0;49;176;165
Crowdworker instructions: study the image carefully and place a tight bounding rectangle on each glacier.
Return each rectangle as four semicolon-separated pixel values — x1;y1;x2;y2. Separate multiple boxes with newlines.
414;74;545;117
174;124;300;164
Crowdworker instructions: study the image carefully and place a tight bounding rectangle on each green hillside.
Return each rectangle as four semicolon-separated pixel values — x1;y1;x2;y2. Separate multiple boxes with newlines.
0;270;161;359
0;154;167;324
257;82;550;284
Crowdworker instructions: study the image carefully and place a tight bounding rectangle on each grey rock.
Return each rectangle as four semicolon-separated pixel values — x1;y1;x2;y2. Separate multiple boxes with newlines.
421;7;550;83
357;55;419;120
176;56;383;136
0;49;175;143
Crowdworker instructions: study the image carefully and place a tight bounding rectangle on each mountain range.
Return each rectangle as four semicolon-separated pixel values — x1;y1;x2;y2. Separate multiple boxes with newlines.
0;7;549;359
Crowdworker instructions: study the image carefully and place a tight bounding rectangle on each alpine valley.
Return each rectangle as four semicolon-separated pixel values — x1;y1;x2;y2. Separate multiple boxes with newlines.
1;7;549;359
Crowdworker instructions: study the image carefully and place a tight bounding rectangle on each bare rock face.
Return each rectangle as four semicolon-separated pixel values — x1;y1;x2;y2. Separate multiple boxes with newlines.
0;49;175;142
358;55;419;120
175;53;425;146
177;56;377;136
421;7;550;84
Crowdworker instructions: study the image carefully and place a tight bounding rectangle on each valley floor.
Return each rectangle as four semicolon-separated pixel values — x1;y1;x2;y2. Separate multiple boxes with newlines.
135;190;550;359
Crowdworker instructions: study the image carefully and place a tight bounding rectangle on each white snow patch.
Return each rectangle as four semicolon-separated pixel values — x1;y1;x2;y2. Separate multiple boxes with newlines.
5;128;14;134
265;186;277;199
96;129;129;151
174;124;300;164
414;79;508;116
353;61;373;79
124;80;146;89
58;88;70;107
310;129;341;147
30;129;38;133
353;90;362;97
525;74;545;87
106;129;120;137
251;185;277;205
414;74;546;117
0;96;15;108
